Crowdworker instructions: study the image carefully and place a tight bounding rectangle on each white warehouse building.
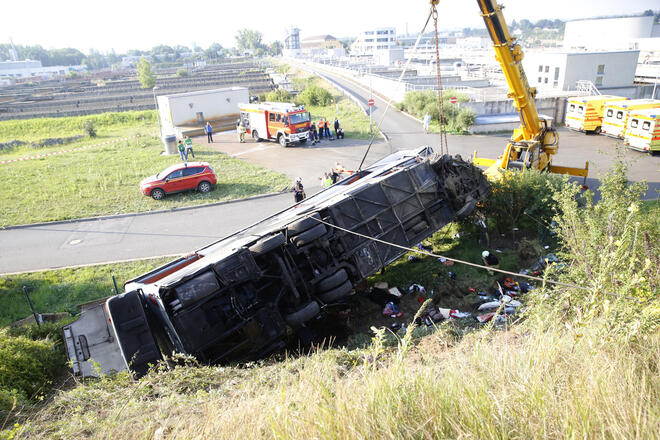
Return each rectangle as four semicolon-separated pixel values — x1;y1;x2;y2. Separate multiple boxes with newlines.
156;87;249;138
351;28;396;55
563;16;658;51
523;50;640;93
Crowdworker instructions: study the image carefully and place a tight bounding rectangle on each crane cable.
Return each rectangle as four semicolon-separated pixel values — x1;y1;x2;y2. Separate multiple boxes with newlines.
357;9;434;171
431;1;450;156
310;216;635;301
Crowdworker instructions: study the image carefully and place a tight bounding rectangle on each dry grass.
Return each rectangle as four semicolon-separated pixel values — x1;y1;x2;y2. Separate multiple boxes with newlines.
12;311;659;440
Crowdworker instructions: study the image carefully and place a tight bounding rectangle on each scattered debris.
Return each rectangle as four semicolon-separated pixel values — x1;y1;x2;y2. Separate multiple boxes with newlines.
382;302;403;318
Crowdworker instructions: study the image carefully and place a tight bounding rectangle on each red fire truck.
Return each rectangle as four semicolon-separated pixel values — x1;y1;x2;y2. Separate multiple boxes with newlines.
238;102;311;147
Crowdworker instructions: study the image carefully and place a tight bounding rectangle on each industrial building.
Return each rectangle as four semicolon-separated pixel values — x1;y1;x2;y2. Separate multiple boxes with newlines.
0;59;87;79
523;50;640;93
351;28;397;55
563;16;659;51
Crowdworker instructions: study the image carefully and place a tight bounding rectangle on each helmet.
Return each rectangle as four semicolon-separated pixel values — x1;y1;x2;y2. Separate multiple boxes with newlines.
482;250;490;258
295;177;302;183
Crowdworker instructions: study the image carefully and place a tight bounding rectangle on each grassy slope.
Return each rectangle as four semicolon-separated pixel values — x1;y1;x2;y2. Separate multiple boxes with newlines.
0;116;289;226
0;111;158;144
0;258;171;326
290;67;378;140
12;312;659;439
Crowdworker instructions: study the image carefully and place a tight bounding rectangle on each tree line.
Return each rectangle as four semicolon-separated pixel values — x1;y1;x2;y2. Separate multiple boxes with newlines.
0;29;283;70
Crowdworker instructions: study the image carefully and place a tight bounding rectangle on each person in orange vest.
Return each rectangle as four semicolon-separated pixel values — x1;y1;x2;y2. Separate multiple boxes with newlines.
318;119;325;139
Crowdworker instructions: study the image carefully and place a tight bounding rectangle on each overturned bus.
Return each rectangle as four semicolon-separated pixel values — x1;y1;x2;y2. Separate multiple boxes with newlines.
63;147;490;378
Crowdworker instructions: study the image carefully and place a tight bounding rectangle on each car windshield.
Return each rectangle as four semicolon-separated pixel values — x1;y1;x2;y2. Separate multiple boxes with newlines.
156;164;181;180
289;112;310;125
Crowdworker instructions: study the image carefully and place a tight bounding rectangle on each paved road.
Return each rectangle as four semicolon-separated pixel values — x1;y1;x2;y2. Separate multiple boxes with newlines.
2;68;658;274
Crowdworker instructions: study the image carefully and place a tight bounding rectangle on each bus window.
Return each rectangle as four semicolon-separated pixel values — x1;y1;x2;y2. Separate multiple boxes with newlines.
578;106;584;114
606;109;613;117
631;119;639;128
642;121;651;131
616;111;623;119
569;104;575;112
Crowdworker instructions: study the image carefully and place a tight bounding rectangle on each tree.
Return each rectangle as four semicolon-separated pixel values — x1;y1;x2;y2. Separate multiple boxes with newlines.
136;57;156;89
268;41;283;56
204;43;224;60
235;29;264;52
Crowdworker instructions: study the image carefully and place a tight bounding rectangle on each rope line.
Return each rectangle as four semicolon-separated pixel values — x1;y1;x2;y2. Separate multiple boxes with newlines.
0;135;141;165
432;3;450;156
357;9;434;171
311;216;629;299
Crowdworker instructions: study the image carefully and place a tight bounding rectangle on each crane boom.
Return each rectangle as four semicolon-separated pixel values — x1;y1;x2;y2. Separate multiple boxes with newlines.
477;0;542;140
467;0;589;181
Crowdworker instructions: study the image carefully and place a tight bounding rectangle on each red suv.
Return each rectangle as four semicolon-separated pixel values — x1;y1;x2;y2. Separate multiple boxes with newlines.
140;162;216;200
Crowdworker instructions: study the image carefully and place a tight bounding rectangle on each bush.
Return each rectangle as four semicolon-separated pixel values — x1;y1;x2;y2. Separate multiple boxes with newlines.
550;158;659;303
480;169;564;235
82;120;96;138
399;89;472;132
265;88;291;102
0;330;64;414
455;108;476;133
296;85;332;107
175;68;188;77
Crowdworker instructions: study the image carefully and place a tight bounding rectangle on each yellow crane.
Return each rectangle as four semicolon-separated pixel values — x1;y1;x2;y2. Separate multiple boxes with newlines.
433;0;589;181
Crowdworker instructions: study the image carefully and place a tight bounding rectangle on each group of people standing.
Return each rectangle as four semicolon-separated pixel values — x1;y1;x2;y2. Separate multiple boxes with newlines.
308;117;344;145
176;137;195;162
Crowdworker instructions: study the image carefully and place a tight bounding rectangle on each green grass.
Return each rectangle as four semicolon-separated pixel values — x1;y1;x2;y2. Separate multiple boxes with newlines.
9;305;659;439
0;257;171;326
0;111;158;143
0;128;289;227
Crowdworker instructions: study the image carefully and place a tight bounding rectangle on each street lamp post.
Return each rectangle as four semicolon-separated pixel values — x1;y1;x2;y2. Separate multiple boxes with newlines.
152;86;162;140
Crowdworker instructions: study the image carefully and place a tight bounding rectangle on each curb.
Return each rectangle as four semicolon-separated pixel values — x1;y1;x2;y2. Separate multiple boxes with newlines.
0;253;186;277
1;190;287;230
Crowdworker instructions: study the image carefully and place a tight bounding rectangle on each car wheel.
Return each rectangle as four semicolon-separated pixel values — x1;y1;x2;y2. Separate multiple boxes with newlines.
198;181;212;193
288;213;321;235
151;188;165;200
291;224;327;247
285;301;320;327
319;280;352;303
318;268;349;292
278;134;288;147
249;233;286;255
252;130;261;141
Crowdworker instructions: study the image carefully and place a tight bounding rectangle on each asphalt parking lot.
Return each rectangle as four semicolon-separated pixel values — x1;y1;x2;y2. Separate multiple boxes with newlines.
208;126;659;199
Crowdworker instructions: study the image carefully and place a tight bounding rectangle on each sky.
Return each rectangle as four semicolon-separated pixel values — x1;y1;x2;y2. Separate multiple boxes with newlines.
2;0;658;54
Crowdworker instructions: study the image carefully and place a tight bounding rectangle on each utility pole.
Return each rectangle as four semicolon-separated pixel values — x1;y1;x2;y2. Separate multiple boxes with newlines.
152;86;162;139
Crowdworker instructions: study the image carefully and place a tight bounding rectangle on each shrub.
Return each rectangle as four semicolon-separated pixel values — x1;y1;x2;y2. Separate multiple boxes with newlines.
0;330;64;414
480;169;564;235
550;158;659;303
82;120;96;138
175;68;188;77
265;88;291;102
296;85;332;107
455;108;476;132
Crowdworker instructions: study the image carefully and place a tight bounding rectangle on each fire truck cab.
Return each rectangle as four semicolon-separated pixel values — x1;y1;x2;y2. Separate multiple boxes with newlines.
239;102;311;147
